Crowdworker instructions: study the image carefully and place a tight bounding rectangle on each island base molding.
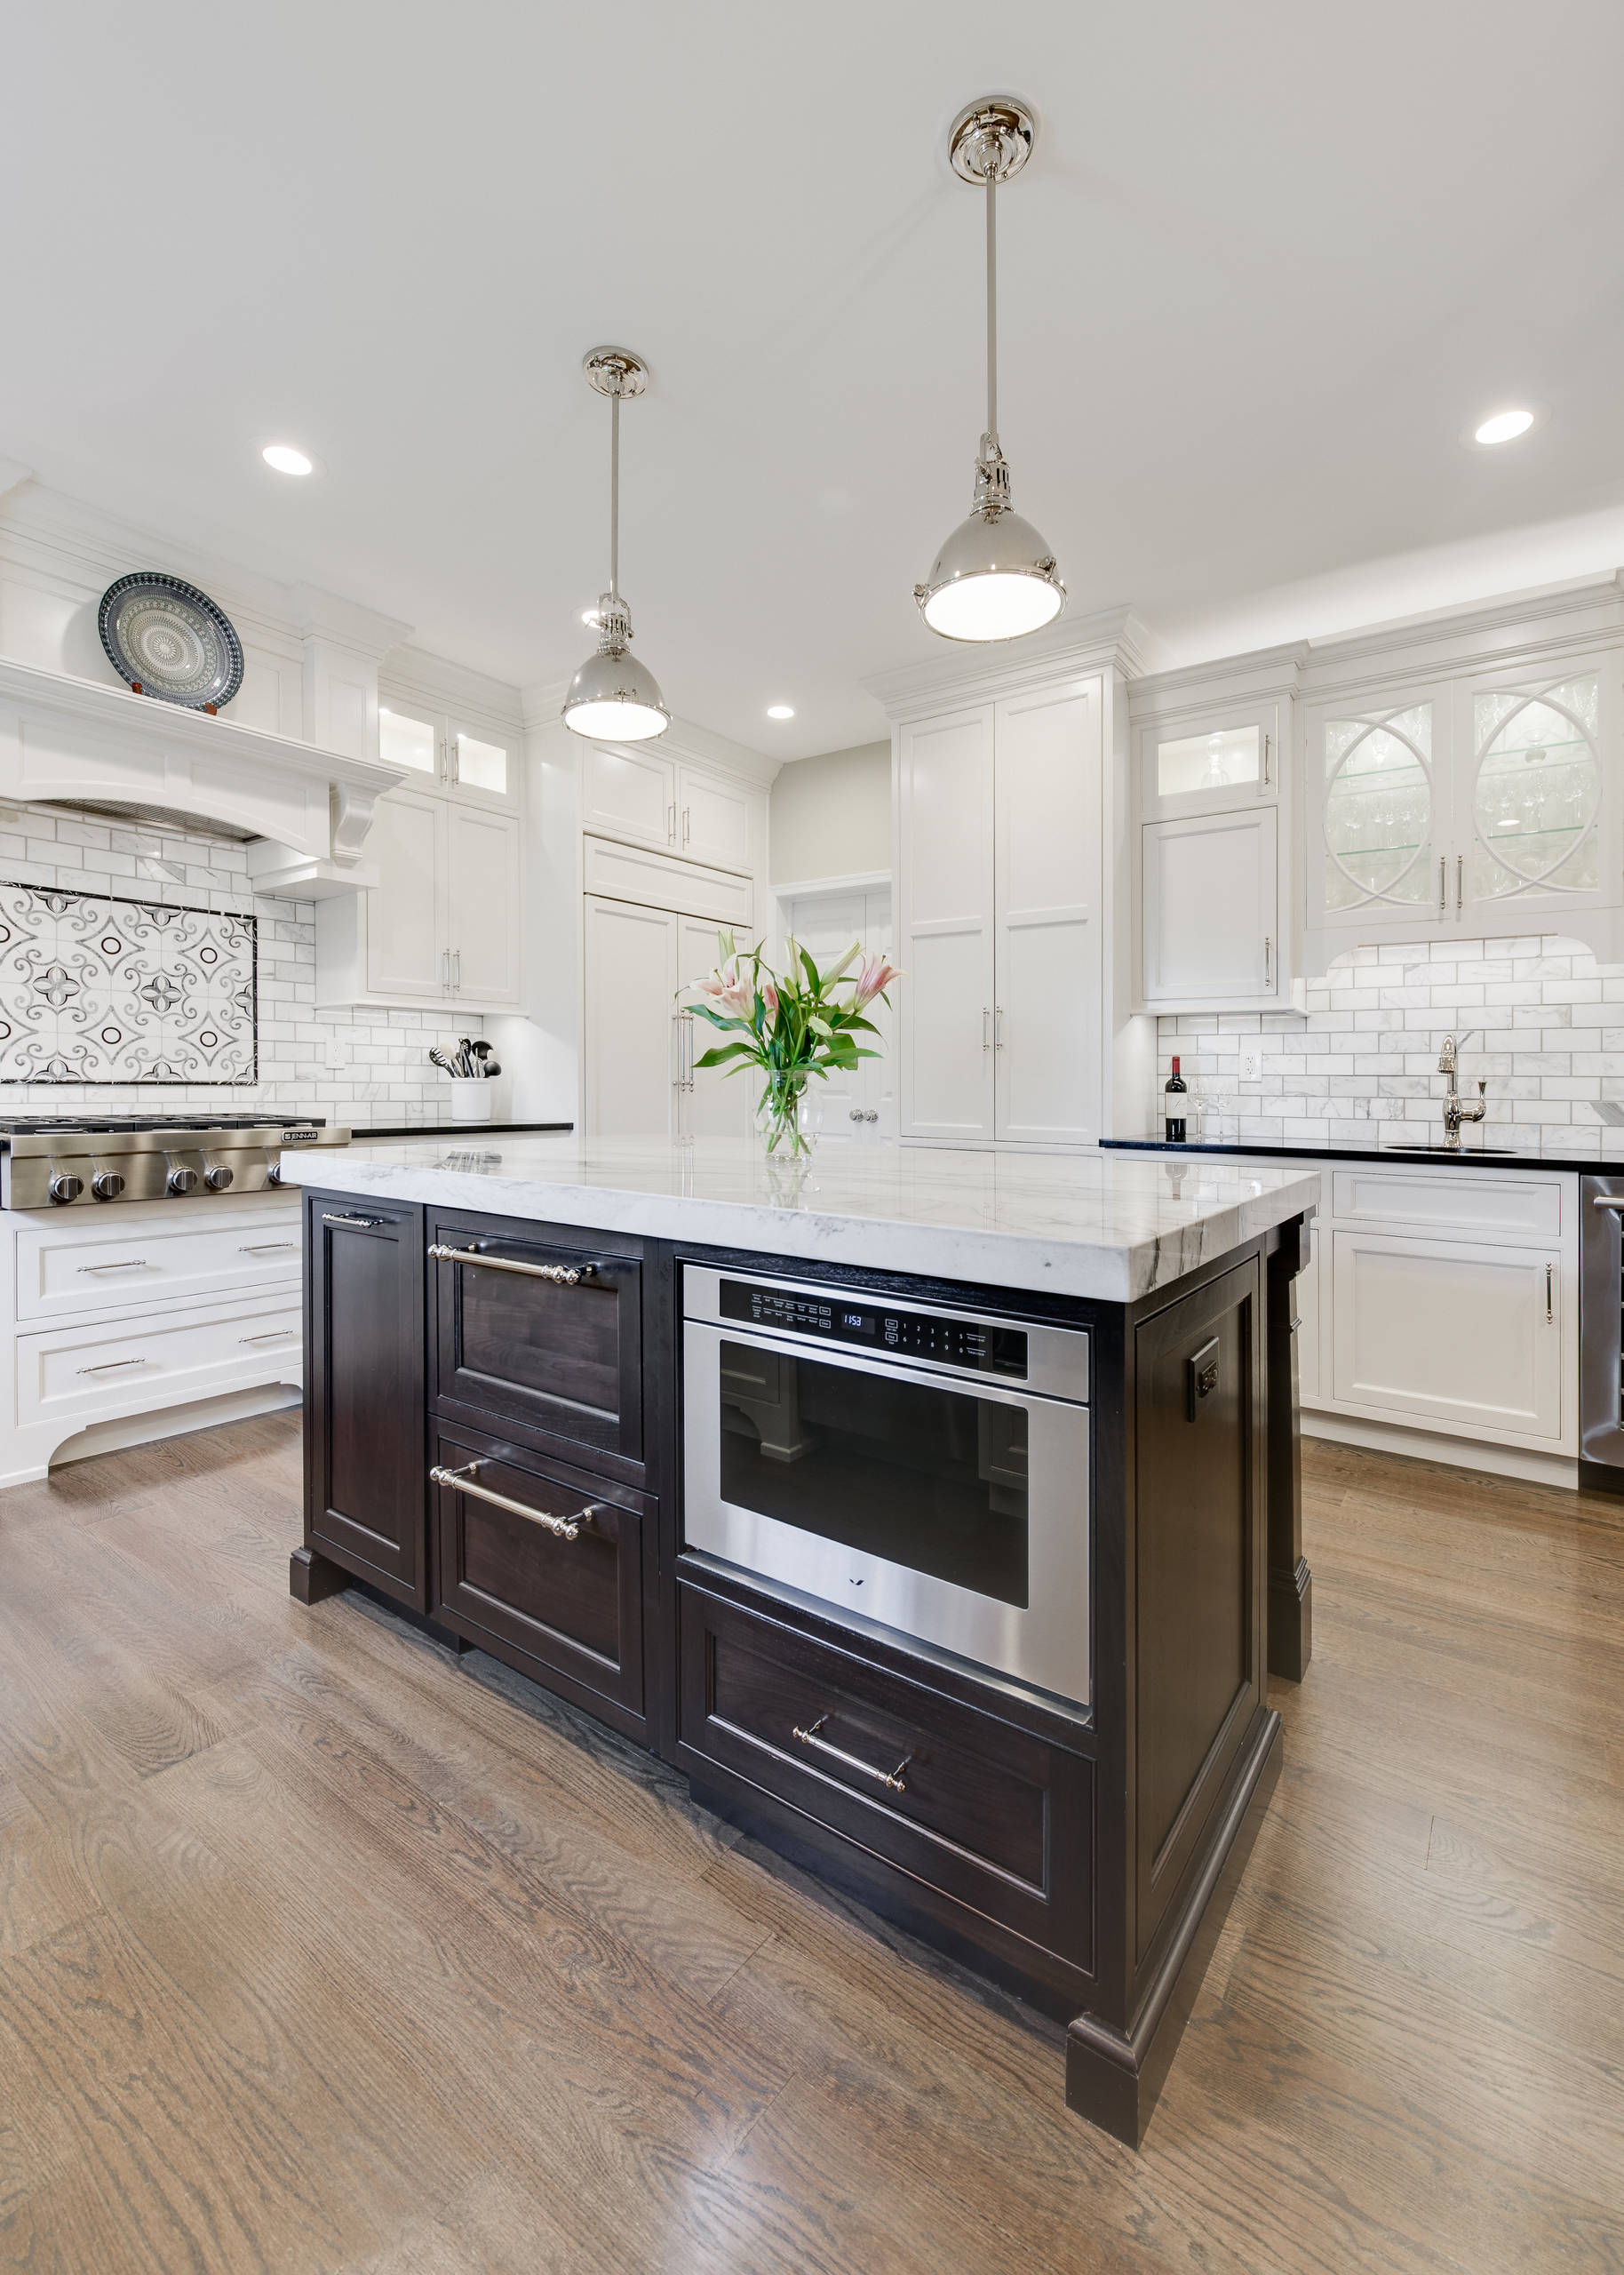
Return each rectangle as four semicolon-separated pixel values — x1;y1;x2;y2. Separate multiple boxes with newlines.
1066;1712;1283;2147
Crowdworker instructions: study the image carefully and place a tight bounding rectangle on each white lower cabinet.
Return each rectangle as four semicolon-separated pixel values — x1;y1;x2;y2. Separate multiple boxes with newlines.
1329;1226;1563;1441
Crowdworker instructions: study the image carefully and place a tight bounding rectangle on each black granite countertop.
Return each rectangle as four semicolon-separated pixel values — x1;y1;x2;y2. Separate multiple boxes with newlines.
347;1121;574;1140
1103;1136;1624;1177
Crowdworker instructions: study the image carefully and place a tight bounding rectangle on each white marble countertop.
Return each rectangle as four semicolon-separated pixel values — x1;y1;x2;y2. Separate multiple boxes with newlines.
283;1134;1318;1303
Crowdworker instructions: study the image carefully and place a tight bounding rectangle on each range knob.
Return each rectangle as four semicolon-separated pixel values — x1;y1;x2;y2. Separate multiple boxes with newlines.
202;1157;235;1192
90;1168;125;1201
265;1162;284;1188
47;1169;84;1204
163;1156;201;1196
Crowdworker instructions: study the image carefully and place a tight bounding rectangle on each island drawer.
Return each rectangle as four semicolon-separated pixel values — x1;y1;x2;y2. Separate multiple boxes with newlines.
429;1211;645;1477
676;1581;1092;1969
432;1427;646;1721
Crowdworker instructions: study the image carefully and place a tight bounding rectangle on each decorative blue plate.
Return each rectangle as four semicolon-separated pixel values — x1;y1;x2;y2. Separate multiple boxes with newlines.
98;573;244;712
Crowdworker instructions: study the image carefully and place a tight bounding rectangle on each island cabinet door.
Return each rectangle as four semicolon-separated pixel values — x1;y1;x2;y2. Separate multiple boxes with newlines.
305;1194;427;1610
1131;1253;1266;1967
429;1213;646;1481
432;1430;646;1725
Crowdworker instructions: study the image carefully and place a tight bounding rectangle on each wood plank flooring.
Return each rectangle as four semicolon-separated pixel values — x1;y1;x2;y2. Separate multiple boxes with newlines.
1;1415;1621;2272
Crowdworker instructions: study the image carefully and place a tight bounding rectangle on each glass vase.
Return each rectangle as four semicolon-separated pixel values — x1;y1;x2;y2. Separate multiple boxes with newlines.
753;1069;822;1158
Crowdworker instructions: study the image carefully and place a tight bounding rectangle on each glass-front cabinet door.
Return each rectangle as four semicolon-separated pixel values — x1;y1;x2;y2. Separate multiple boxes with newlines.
1308;690;1449;938
1138;698;1280;820
1460;665;1610;926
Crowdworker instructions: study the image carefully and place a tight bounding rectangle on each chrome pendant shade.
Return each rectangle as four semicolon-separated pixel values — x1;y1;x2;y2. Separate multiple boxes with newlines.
562;347;670;742
915;100;1065;643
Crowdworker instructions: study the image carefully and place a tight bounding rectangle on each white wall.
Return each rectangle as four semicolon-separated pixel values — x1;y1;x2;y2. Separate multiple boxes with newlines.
769;741;890;883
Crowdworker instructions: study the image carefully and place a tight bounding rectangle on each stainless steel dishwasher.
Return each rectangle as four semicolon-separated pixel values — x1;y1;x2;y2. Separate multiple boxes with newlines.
1580;1174;1624;1490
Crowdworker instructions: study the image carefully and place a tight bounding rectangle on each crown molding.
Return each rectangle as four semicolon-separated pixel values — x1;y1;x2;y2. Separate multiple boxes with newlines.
862;603;1161;719
379;643;525;733
291;584;413;662
1129;639;1311;711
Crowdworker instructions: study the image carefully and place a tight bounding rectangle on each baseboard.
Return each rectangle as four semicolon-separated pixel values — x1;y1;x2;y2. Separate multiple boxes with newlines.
50;1382;300;1470
1302;1406;1579;1489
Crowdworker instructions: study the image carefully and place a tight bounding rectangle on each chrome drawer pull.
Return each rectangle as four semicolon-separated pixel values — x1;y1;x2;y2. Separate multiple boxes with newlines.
430;1460;599;1542
77;1356;149;1376
426;1242;599;1286
240;1241;299;1254
239;1329;297;1345
76;1258;149;1273
791;1714;912;1794
322;1213;383;1230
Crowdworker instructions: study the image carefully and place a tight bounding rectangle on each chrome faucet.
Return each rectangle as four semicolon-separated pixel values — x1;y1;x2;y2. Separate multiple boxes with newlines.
1438;1033;1487;1148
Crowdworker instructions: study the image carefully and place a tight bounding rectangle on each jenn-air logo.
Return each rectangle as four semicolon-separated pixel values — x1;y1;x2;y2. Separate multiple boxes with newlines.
280;1128;321;1142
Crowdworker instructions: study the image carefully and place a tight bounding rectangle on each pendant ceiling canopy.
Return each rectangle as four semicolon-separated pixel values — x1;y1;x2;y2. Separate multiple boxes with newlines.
562;347;671;742
915;98;1066;644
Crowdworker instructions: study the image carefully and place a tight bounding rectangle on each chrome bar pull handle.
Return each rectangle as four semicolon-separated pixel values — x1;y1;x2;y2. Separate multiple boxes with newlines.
426;1242;597;1285
995;1005;1005;1050
431;1461;598;1541
1263;935;1273;986
1546;1261;1555;1323
76;1257;149;1273
322;1213;383;1230
791;1714;912;1795
1457;852;1463;913
1438;856;1446;913
77;1355;148;1376
1262;730;1271;787
983;1006;991;1053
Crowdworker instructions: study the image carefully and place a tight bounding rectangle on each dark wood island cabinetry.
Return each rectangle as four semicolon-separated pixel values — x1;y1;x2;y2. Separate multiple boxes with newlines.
289;1142;1315;2146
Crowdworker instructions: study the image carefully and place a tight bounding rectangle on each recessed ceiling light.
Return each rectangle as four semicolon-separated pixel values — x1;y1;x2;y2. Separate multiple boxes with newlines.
262;443;314;476
767;704;795;720
1473;408;1535;447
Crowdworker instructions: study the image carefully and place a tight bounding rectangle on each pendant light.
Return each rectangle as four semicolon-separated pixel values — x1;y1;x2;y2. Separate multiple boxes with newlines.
914;99;1065;643
562;347;670;741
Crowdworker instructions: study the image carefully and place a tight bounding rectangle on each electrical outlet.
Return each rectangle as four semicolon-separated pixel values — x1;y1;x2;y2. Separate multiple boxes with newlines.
322;1034;346;1071
1240;1048;1263;1081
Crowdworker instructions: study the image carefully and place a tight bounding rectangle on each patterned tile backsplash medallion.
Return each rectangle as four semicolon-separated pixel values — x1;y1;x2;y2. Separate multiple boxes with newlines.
1156;934;1624;1161
0;803;490;1126
0;881;257;1082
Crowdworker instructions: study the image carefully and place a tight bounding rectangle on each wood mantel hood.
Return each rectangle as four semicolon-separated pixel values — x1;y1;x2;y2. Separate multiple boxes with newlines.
0;653;407;898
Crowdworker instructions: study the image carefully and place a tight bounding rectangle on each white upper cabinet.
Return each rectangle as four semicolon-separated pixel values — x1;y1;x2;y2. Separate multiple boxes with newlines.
581;741;676;848
378;699;518;811
1304;653;1618;958
1305;682;1452;945
1143;807;1278;1005
896;682;1103;1147
364;786;446;999
1131;688;1291;1012
580;740;765;876
993;683;1102;1145
446;804;521;1002
897;706;997;1141
316;797;522;1011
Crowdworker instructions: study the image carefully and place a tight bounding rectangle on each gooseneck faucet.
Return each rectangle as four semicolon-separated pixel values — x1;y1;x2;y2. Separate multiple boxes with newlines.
1438;1033;1487;1148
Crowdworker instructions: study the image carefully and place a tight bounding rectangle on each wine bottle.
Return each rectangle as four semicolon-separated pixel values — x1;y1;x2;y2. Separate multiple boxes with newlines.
1164;1055;1187;1145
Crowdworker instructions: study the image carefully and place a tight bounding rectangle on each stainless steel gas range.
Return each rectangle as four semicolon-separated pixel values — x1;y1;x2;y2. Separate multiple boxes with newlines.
0;1114;351;1209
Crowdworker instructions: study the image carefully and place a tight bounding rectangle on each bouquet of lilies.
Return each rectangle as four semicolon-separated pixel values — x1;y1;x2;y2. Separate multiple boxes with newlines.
686;930;900;1155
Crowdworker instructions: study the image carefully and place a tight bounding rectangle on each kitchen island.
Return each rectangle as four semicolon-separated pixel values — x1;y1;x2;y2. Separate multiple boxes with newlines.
283;1135;1317;2145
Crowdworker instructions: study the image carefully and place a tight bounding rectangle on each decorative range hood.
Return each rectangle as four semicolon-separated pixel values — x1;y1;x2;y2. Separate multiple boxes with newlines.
0;654;406;897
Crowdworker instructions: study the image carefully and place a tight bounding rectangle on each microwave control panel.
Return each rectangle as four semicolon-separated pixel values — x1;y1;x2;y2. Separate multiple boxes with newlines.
717;1278;1028;1377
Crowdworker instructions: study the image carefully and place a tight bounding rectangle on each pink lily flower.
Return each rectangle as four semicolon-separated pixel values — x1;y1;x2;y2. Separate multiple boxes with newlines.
852;952;901;1009
693;955;755;1021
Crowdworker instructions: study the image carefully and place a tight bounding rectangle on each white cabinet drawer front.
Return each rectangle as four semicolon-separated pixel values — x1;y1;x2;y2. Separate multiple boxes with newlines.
1330;1229;1561;1439
583;834;753;926
1329;1167;1563;1239
17;1296;303;1425
16;1209;303;1321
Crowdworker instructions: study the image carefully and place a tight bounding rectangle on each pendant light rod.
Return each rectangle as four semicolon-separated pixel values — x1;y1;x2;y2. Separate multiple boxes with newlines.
609;381;620;600
985;166;998;451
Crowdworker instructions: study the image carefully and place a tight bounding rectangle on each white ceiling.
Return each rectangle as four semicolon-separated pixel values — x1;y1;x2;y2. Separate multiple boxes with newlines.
5;1;1624;756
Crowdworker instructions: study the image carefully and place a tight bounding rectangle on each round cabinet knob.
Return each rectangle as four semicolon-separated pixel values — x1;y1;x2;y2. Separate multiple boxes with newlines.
91;1169;125;1201
203;1162;235;1191
47;1170;84;1204
165;1164;200;1196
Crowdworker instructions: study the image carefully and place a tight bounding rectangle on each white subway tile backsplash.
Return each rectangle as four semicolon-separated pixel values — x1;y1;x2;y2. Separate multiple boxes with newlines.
1156;933;1624;1153
0;806;487;1126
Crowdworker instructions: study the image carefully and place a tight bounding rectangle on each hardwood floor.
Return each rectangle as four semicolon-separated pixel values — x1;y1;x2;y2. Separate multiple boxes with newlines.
1;1416;1621;2271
